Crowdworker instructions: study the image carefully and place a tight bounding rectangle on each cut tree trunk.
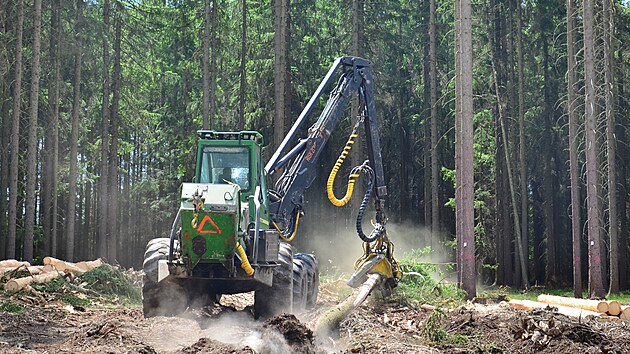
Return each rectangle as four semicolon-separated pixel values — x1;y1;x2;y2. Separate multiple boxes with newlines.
606;301;621;316
54;259;103;273
509;299;604;320
0;260;31;268
0;265;43;275
4;272;64;293
537;294;608;313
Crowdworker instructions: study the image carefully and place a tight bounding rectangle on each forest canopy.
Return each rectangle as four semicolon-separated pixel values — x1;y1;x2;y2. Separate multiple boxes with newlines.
0;0;629;298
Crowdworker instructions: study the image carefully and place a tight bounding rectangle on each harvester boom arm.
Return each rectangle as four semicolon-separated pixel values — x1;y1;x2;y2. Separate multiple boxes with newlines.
267;56;387;230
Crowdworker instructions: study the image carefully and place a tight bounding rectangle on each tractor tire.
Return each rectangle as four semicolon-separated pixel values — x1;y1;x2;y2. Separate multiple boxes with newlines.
295;253;319;308
254;242;293;319
292;259;308;312
142;238;186;318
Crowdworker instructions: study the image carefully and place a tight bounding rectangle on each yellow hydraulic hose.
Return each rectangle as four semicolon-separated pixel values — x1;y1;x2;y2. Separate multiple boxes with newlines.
235;242;254;276
327;132;360;206
272;212;301;242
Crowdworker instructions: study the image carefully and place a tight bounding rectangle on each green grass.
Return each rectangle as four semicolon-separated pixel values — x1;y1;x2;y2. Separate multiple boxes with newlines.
0;300;24;314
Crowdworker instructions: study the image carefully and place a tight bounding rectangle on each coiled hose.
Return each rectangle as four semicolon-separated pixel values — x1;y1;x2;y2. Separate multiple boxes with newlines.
353;163;383;243
327;120;362;206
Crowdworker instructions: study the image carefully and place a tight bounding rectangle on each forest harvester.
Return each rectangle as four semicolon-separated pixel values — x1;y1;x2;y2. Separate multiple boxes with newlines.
142;56;402;318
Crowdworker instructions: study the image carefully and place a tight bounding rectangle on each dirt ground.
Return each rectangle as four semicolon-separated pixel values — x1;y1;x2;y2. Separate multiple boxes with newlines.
2;282;630;353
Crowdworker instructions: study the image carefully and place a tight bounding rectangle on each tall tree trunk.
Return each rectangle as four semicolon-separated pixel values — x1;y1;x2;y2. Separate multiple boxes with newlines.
540;28;559;286
237;0;247;130
492;60;528;289
0;0;11;258
583;0;605;299
423;39;431;238
209;0;218;129
66;0;83;262
566;0;582;298
516;0;528;290
455;0;476;299
42;0;62;257
273;0;290;151
429;0;439;236
98;0;111;259
604;0;618;295
24;0;43;262
202;0;210;129
108;2;122;262
8;2;24;259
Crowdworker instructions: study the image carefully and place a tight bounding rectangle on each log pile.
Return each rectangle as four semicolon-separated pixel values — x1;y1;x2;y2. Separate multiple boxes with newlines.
1;258;103;293
508;294;629;322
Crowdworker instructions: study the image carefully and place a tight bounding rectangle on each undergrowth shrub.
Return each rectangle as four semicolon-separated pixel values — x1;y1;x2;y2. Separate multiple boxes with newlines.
393;247;465;307
79;264;141;303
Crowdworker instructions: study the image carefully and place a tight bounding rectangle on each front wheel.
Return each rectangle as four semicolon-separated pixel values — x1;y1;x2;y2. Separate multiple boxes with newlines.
254;242;293;319
142;238;186;317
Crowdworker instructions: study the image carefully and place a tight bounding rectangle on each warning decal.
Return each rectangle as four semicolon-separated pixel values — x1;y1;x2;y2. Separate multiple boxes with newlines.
196;215;223;234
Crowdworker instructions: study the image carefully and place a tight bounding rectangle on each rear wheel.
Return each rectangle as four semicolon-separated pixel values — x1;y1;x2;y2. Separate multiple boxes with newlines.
142;238;186;317
254;242;293;319
292;259;308;312
295;253;319;308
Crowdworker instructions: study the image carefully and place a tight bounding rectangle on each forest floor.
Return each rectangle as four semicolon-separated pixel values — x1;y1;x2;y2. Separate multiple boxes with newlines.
1;273;630;353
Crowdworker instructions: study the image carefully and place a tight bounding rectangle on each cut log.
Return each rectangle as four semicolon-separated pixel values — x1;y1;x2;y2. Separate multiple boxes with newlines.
537;294;608;313
43;257;63;266
55;259;102;274
4;271;64;293
620;306;630;321
606;301;622;316
420;304;437;311
0;265;44;276
311;291;357;335
0;260;31;268
75;259;103;272
509;299;604;320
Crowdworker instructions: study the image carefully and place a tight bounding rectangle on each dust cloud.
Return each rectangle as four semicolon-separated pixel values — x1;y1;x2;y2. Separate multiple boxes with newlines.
141;310;295;353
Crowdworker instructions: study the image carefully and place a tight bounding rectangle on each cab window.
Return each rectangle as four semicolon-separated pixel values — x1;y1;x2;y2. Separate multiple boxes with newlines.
199;146;250;191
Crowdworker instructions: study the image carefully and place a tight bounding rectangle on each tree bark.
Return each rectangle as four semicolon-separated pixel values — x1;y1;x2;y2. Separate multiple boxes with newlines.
583;0;605;299
66;0;83;262
274;0;291;151
24;0;43;262
566;0;582;298
455;0;476;299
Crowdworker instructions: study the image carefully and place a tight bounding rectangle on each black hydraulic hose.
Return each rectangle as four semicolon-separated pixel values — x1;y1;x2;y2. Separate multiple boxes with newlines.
354;163;383;243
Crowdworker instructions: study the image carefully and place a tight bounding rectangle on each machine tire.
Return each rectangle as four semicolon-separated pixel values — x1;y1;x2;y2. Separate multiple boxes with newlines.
142;237;185;318
295;253;319;308
292;259;308;312
254;242;293;319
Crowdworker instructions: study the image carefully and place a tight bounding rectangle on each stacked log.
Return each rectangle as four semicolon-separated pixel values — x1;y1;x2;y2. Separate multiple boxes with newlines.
508;299;604;320
1;258;104;293
508;294;630;322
